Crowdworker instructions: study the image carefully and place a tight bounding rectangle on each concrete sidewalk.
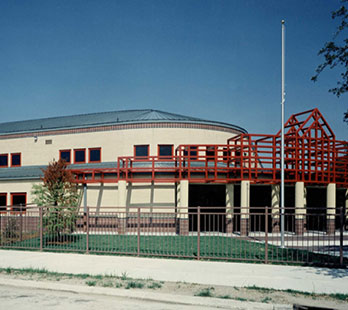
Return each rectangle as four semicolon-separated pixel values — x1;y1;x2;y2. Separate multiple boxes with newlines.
0;250;347;294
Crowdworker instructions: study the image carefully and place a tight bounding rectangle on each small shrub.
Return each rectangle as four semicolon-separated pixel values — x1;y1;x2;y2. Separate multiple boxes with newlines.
3;218;19;239
195;287;214;297
121;272;129;280
261;297;272;303
218;295;232;299
147;282;162;289
126;281;144;289
86;280;97;286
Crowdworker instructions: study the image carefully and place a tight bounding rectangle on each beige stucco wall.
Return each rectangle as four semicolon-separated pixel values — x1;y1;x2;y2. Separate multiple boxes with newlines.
0;180;41;206
0;125;239;209
0;127;236;166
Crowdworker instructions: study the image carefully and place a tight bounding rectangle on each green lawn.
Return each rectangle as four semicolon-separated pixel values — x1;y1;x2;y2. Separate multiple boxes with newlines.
2;233;346;266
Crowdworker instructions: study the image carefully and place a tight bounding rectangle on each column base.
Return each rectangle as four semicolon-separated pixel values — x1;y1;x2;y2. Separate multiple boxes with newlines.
327;219;336;235
226;218;233;234
240;218;249;236
295;218;305;235
179;218;189;236
272;218;280;233
118;218;127;235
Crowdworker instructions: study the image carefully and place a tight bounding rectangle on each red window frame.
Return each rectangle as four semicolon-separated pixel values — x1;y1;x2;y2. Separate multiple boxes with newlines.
0;154;8;168
158;144;174;159
89;148;101;163
59;149;71;164
10;153;21;167
134;145;149;158
74;148;86;164
10;192;27;213
0;193;7;213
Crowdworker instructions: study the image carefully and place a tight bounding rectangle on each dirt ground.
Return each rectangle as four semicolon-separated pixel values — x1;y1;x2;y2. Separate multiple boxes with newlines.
0;268;347;310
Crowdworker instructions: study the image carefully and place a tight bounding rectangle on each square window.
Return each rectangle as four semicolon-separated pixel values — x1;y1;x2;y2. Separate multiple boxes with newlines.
89;148;101;163
74;149;86;163
11;153;21;167
11;193;26;212
60;150;71;163
158;145;173;157
135;145;149;158
0;193;7;212
0;154;8;167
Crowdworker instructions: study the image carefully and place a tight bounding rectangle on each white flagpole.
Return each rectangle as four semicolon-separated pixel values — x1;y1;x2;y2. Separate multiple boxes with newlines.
281;20;285;248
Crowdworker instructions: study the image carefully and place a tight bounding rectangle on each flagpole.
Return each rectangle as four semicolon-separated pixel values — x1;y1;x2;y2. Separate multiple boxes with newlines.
281;20;285;248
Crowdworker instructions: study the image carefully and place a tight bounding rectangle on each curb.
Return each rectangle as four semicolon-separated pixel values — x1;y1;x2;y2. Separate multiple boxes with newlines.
0;277;292;310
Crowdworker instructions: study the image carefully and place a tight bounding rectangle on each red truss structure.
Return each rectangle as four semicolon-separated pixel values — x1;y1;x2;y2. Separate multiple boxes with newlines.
70;108;348;187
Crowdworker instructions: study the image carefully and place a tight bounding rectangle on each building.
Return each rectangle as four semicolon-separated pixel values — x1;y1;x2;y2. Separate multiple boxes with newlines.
0;108;347;236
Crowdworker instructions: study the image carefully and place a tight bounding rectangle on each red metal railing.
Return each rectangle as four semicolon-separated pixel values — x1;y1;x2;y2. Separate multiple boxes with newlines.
70;109;348;187
0;205;347;266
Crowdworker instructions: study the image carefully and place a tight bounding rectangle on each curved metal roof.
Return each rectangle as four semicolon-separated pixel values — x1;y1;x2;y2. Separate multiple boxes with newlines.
0;109;247;135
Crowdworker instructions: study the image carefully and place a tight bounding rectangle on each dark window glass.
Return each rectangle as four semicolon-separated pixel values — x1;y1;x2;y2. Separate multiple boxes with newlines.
206;147;215;160
135;145;149;157
89;149;101;162
0;155;8;167
159;145;173;157
0;194;6;211
11;154;21;166
11;194;26;212
60;151;71;163
75;150;85;163
184;147;197;160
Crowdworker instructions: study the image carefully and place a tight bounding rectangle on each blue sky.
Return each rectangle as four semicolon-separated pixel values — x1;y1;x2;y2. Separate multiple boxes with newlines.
0;0;347;140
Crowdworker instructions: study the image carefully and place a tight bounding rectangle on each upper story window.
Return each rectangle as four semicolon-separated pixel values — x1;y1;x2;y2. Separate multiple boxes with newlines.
158;145;173;158
134;145;149;158
0;193;7;212
11;153;21;167
74;149;86;164
0;154;8;167
11;192;26;212
60;150;71;163
89;148;101;163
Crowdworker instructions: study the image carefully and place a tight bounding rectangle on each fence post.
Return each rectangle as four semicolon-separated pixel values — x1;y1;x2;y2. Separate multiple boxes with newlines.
265;206;268;264
137;207;140;256
197;206;200;260
39;207;43;251
340;206;344;267
86;207;89;254
19;205;23;242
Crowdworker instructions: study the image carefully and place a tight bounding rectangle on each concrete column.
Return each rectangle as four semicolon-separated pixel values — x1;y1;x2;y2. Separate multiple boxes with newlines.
83;184;88;232
326;183;336;235
178;180;189;235
271;184;280;233
117;180;127;234
346;189;348;227
226;184;234;234
240;180;250;236
295;182;306;235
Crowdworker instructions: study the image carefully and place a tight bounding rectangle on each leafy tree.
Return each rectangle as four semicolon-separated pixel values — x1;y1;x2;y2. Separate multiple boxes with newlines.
32;159;80;240
312;0;348;121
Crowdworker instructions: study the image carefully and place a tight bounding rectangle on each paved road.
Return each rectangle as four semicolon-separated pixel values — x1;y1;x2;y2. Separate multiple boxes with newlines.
0;285;210;310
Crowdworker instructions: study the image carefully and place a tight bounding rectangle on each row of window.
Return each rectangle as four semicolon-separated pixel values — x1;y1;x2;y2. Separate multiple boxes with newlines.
135;145;174;158
59;148;101;164
0;145;201;168
59;145;176;163
0;153;21;168
0;192;26;212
